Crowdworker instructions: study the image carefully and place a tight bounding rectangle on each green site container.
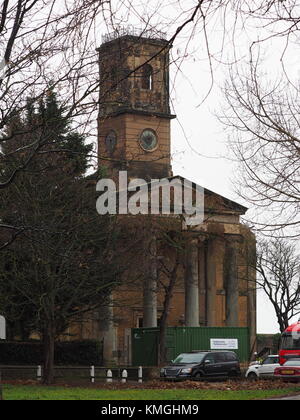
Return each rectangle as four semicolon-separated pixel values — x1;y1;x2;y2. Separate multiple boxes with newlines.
132;327;250;366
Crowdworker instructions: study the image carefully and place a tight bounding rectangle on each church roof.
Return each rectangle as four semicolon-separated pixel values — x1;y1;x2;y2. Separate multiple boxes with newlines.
91;171;248;217
166;175;248;216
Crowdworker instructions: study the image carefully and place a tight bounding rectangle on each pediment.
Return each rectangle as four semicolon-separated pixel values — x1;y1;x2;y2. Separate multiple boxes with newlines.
169;176;248;216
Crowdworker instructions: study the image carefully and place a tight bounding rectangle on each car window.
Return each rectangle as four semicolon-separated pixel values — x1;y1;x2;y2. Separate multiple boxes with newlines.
263;358;273;365
225;353;237;362
215;353;226;363
173;353;206;364
284;360;300;366
204;354;216;363
281;334;300;350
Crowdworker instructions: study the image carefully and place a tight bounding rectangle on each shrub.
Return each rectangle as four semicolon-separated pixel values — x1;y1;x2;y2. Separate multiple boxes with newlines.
0;340;103;366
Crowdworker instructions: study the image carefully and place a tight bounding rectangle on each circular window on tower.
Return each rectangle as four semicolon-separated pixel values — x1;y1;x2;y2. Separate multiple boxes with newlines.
105;130;117;154
139;129;158;152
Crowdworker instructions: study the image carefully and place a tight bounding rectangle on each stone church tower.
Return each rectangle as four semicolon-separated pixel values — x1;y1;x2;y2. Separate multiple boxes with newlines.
97;33;175;180
95;30;257;365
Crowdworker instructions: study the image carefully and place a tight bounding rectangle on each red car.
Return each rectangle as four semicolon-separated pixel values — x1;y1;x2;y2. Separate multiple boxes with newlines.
275;360;300;382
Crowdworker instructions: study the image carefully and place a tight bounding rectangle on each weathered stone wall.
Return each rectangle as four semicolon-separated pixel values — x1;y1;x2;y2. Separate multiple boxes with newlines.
98;36;171;117
98;113;172;179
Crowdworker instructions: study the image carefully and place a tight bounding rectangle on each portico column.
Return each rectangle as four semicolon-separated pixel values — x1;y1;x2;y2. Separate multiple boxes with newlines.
185;239;200;327
207;239;217;327
143;234;158;328
99;301;118;366
226;239;239;327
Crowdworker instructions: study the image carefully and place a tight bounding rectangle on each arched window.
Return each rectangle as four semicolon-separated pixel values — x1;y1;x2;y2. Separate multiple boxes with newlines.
141;64;153;90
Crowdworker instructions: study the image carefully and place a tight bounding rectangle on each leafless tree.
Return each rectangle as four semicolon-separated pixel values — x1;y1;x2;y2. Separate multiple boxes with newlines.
157;229;183;365
223;56;300;237
215;1;300;237
0;1;108;170
0;1;111;242
255;239;300;333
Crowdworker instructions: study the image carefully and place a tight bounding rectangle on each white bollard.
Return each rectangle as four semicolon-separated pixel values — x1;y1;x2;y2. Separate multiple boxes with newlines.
37;365;42;382
107;369;113;383
121;369;128;384
90;366;95;384
138;367;143;384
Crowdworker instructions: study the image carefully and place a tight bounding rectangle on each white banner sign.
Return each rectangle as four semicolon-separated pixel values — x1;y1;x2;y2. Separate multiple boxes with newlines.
0;316;6;340
210;339;238;350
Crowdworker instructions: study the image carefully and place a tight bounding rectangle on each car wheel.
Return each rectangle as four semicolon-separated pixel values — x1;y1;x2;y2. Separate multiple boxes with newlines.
194;372;203;381
247;372;258;381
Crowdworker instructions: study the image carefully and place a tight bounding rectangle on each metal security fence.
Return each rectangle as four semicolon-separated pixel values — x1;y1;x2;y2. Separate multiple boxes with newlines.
0;366;92;382
132;327;250;366
0;366;38;381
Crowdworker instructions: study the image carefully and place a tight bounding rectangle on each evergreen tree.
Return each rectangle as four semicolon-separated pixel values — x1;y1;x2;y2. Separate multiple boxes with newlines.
0;91;121;384
1;88;93;181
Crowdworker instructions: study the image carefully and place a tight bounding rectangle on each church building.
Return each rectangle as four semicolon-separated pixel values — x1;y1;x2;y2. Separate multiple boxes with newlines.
93;29;256;365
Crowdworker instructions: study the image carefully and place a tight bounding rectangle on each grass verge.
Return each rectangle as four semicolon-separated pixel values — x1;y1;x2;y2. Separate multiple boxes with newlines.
3;385;300;400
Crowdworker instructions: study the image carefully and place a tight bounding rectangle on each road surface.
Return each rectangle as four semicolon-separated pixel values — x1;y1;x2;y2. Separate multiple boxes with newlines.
271;394;300;400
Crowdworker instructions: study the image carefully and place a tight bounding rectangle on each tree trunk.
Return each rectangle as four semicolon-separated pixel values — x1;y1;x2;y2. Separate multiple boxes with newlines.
43;323;55;385
159;311;169;366
276;315;287;334
159;254;180;365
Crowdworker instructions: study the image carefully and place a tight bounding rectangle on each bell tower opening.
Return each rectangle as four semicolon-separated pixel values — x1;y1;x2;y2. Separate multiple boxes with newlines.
97;28;176;180
141;64;154;90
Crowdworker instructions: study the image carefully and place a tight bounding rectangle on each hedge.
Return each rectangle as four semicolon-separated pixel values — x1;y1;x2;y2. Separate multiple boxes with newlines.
0;340;103;366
